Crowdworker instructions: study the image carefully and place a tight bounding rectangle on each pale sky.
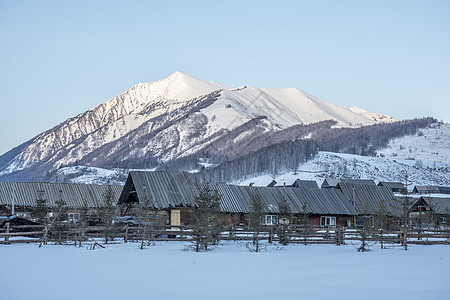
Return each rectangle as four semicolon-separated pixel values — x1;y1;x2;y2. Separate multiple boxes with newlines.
1;0;449;155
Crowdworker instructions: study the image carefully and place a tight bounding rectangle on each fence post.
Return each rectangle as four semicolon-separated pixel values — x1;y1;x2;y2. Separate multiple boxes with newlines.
5;222;10;243
336;227;341;246
124;223;128;243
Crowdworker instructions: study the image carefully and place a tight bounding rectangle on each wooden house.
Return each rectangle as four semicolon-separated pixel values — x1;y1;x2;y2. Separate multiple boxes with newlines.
438;186;450;195
377;181;405;193
410;197;450;228
291;179;319;189
321;178;376;189
118;171;358;228
0;182;122;222
118;171;198;227
337;182;402;228
412;185;440;194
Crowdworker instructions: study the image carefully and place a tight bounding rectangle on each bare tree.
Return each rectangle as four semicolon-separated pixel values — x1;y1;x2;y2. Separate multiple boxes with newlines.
299;201;311;245
100;185;117;244
399;172;413;250
375;198;389;249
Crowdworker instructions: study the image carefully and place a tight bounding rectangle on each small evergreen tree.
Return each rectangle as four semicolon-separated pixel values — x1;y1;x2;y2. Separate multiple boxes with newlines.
276;197;292;245
249;190;265;252
192;184;223;252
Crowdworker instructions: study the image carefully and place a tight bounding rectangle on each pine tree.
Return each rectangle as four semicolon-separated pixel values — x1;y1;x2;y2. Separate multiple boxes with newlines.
276;197;292;245
192;184;223;252
249;190;265;252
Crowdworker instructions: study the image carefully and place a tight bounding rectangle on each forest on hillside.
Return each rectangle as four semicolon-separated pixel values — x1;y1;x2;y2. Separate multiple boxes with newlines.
191;117;437;183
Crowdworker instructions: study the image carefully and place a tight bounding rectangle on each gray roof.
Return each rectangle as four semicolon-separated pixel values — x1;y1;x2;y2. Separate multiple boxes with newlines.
322;178;376;188
340;179;376;186
321;178;341;188
413;185;440;194
0;182;122;209
118;171;198;209
337;182;402;217
119;171;357;215
438;186;450;194
378;181;405;191
420;197;450;214
292;179;319;189
197;183;357;215
118;171;357;215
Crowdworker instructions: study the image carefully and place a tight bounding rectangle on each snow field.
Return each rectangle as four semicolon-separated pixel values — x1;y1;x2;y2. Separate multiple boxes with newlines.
1;241;449;300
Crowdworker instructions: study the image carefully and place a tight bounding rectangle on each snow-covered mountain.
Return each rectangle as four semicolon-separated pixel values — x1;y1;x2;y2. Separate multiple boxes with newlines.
348;106;398;123
0;71;398;182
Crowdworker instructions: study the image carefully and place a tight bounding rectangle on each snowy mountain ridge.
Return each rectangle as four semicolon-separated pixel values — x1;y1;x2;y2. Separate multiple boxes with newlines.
0;71;398;181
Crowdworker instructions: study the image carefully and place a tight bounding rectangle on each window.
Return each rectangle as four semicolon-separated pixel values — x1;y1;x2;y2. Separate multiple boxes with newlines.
68;212;80;223
355;216;374;228
320;216;336;227
262;215;278;226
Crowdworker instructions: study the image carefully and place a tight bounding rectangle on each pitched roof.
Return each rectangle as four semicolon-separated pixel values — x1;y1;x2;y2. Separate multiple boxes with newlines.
420;197;450;214
322;178;376;188
378;181;405;191
337;182;402;217
438;186;450;194
0;182;122;209
120;171;357;215
340;179;376;186
413;185;440;194
321;178;341;188
291;179;319;189
118;171;198;209
197;183;357;215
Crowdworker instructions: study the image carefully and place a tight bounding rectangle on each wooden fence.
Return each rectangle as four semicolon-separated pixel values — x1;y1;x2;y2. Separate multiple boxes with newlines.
1;223;450;246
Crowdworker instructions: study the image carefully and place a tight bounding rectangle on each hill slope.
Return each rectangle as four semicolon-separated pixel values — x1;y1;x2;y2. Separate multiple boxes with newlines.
0;72;397;182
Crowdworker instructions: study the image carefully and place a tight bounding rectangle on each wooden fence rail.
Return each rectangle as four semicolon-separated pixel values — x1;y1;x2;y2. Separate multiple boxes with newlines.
1;224;450;245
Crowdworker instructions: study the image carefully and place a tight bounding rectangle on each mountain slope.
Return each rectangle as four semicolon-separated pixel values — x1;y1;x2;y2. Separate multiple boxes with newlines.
0;72;398;182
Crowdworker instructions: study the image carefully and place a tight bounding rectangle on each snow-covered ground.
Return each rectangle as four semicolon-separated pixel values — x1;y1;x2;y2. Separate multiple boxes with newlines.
377;123;450;164
1;241;448;300
235;151;450;188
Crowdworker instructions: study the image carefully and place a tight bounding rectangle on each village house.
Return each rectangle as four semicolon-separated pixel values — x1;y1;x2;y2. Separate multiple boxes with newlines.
321;178;376;189
410;197;450;228
336;182;402;228
377;181;406;193
290;179;319;189
118;171;358;228
412;185;441;194
0;182;122;222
